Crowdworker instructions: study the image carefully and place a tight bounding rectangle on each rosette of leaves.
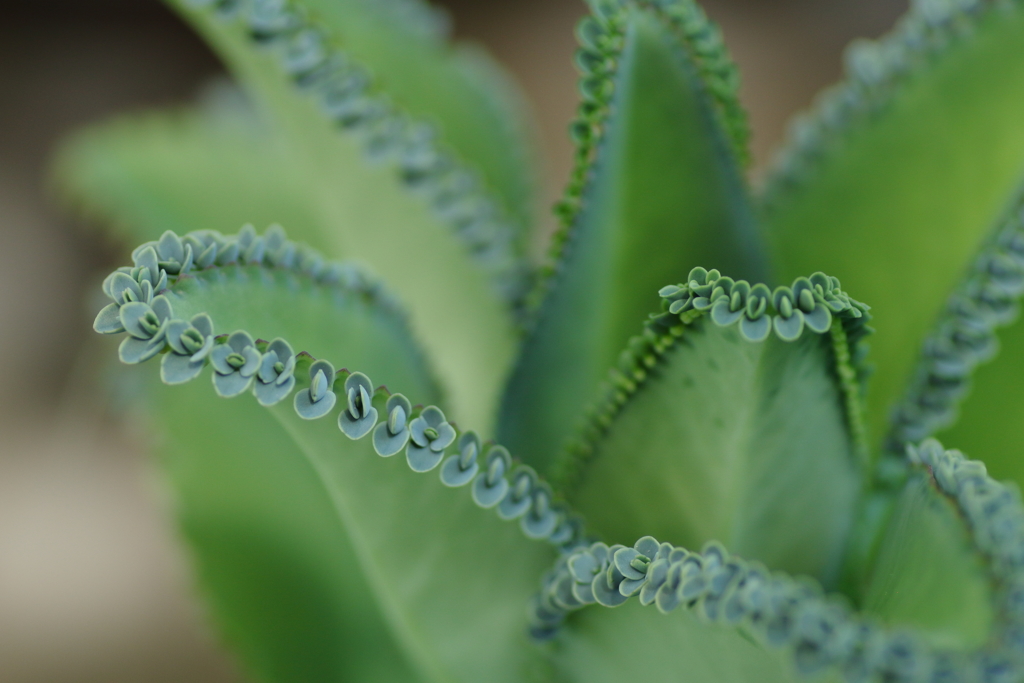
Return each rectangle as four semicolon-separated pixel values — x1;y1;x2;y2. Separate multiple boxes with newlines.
56;0;1024;681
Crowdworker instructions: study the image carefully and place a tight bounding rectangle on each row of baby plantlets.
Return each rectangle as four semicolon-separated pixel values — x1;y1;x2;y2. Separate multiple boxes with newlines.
185;0;529;304
93;226;586;550
554;265;873;487
535;0;746;312
532;440;1024;682
765;0;997;202
888;202;1024;452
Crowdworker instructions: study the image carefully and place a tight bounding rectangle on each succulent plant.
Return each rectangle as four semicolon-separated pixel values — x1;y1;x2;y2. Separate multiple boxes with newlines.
55;0;1024;680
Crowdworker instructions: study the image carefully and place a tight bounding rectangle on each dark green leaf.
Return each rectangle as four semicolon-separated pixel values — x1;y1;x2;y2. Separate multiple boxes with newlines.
499;2;768;473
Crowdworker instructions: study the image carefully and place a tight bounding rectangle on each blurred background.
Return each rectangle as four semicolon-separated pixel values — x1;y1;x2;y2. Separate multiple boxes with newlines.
0;0;906;680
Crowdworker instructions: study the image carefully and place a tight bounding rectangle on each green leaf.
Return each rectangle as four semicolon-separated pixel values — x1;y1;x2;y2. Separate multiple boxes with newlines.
98;228;562;682
297;0;538;232
553;602;799;683
533;441;1020;683
762;1;1024;444
859;474;994;649
165;0;524;433
156;376;423;683
52;90;326;247
882;188;1024;489
498;1;769;474
564;309;862;585
267;393;555;683
937;316;1024;486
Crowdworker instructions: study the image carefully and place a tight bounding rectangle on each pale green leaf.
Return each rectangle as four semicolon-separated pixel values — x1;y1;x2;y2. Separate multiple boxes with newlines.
165;0;524;432
52;93;324;247
156;376;423;683
298;0;538;232
104;231;558;682
859;475;994;649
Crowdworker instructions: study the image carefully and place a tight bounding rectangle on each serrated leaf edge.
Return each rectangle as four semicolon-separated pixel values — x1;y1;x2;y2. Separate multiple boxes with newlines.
527;0;751;314
180;0;533;309
761;0;1013;206
551;266;874;490
883;191;1024;471
533;439;1024;682
94;224;588;551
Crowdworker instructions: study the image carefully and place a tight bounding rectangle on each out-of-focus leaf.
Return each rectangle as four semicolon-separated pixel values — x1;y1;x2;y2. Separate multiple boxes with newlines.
52;91;324;247
763;2;1024;443
299;0;538;233
162;0;525;433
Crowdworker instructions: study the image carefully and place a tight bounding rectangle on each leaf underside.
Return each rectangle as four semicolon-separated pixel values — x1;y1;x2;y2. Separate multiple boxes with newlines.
763;1;1024;444
499;2;768;474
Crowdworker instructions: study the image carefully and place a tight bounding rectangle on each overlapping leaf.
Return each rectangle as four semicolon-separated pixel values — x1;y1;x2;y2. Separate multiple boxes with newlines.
157;0;531;432
96;227;561;683
763;0;1024;443
499;0;769;474
561;269;869;585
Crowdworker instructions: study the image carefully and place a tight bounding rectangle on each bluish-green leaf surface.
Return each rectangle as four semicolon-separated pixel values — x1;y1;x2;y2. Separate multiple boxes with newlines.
568;317;860;585
148;260;556;682
165;0;523;433
763;1;1024;445
498;2;769;474
52;93;324;247
297;0;537;232
859;474;993;649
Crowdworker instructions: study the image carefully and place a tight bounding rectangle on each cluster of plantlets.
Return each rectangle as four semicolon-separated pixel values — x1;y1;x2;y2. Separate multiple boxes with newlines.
56;0;1024;680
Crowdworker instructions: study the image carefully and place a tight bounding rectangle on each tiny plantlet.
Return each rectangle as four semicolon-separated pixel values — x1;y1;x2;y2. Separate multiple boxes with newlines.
56;0;1024;680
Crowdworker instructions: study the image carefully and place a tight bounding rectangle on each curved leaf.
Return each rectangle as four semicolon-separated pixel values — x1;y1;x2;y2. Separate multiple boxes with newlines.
298;0;538;232
533;440;1022;683
762;0;1024;443
498;0;769;473
883;189;1024;492
94;227;574;683
166;0;525;432
561;269;869;585
860;475;993;649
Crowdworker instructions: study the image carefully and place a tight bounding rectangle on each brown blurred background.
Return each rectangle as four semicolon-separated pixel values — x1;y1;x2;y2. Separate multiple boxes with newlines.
0;0;906;681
